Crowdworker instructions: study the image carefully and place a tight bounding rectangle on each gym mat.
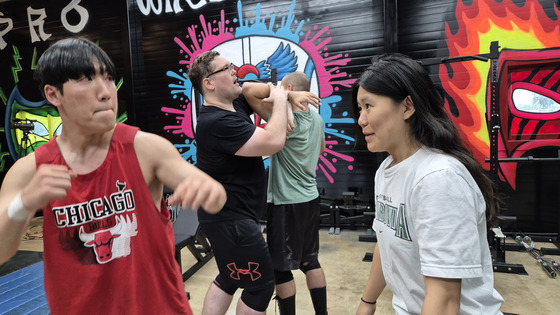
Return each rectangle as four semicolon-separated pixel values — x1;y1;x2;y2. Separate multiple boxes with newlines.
0;251;43;278
0;261;49;314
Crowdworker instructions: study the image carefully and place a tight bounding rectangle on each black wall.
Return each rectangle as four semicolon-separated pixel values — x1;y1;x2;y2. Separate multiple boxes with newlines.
1;0;558;233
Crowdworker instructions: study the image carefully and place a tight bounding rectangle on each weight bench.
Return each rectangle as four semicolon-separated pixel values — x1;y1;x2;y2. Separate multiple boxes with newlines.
329;191;372;235
171;205;214;282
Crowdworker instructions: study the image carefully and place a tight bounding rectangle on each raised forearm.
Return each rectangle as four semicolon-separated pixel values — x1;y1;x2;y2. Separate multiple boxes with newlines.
263;87;289;146
0;159;76;265
0;161;37;264
0;203;33;265
242;82;274;120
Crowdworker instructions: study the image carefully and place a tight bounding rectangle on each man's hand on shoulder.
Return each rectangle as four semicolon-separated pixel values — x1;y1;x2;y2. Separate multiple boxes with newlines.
288;91;321;111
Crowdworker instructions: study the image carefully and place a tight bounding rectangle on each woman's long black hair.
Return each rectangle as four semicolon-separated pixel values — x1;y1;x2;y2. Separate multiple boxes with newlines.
353;53;500;226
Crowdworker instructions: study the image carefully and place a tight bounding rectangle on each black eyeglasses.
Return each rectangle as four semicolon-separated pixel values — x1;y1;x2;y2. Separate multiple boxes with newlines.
206;63;235;78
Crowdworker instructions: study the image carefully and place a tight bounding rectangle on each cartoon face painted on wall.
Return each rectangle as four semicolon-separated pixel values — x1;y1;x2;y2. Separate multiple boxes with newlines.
165;0;357;184
487;48;560;189
441;0;560;191
5;86;62;160
5;78;126;162
213;37;319;88
206;37;320;113
208;38;319;135
181;37;320;165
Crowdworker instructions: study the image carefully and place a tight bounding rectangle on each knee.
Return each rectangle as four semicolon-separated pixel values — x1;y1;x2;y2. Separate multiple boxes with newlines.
299;260;321;274
241;283;275;312
274;269;294;285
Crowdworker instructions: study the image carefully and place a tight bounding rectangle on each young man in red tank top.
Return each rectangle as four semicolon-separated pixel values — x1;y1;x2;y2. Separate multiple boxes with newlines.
0;37;226;314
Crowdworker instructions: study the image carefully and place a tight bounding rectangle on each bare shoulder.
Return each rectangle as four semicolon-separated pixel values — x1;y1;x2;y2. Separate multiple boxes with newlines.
0;154;37;193
133;130;181;163
134;130;175;151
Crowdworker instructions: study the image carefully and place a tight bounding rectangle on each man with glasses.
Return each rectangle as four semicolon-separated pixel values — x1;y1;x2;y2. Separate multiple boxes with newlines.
188;51;320;314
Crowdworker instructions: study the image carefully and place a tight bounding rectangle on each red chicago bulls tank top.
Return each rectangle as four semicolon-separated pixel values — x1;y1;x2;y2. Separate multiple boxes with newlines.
35;123;192;315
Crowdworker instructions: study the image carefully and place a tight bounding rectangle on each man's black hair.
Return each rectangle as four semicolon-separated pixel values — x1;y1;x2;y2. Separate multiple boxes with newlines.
33;37;116;98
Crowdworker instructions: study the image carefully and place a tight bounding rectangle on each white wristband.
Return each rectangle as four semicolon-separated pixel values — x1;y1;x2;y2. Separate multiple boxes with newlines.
7;193;30;222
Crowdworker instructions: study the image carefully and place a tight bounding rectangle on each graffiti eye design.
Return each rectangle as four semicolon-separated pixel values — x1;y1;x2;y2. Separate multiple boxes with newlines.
54;124;63;136
32;122;49;137
512;88;560;114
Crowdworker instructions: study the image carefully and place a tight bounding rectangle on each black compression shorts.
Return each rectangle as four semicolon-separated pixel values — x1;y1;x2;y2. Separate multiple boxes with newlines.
200;219;275;292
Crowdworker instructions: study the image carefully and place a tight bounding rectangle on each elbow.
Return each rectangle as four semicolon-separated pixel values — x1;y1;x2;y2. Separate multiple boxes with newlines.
269;137;286;154
259;137;285;156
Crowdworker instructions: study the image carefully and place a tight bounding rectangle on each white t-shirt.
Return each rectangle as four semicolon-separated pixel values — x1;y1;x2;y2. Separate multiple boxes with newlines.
372;147;504;315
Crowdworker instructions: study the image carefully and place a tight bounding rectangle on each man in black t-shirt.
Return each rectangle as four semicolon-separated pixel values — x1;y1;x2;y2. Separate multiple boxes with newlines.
188;51;320;314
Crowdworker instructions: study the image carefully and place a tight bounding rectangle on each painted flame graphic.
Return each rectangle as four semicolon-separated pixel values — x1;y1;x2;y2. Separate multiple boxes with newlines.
442;0;560;188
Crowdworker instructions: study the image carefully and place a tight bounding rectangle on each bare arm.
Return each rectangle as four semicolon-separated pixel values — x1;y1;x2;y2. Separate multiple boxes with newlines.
242;82;275;121
235;84;289;157
356;244;386;315
0;155;76;264
242;82;322;121
421;276;461;315
134;131;226;214
243;82;293;135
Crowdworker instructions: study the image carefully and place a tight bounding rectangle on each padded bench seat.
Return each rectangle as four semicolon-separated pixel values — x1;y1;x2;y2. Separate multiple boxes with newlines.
172;207;214;281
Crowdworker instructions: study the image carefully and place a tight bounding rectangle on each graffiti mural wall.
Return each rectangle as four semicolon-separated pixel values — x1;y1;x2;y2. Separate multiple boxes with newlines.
0;0;130;180
399;0;560;232
128;0;383;202
1;0;559;232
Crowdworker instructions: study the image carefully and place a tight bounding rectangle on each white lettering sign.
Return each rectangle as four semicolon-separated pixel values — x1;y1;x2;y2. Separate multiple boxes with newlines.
137;0;223;16
0;12;14;50
61;0;89;33
27;7;52;43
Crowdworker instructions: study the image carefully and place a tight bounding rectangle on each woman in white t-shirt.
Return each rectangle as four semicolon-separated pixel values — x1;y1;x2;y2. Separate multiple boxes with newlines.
354;54;504;315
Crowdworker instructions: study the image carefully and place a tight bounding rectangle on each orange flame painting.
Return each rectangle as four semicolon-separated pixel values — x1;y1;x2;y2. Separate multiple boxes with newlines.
441;0;560;189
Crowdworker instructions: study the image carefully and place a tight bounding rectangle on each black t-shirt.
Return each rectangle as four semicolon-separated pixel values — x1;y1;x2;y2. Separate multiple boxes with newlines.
195;94;265;223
